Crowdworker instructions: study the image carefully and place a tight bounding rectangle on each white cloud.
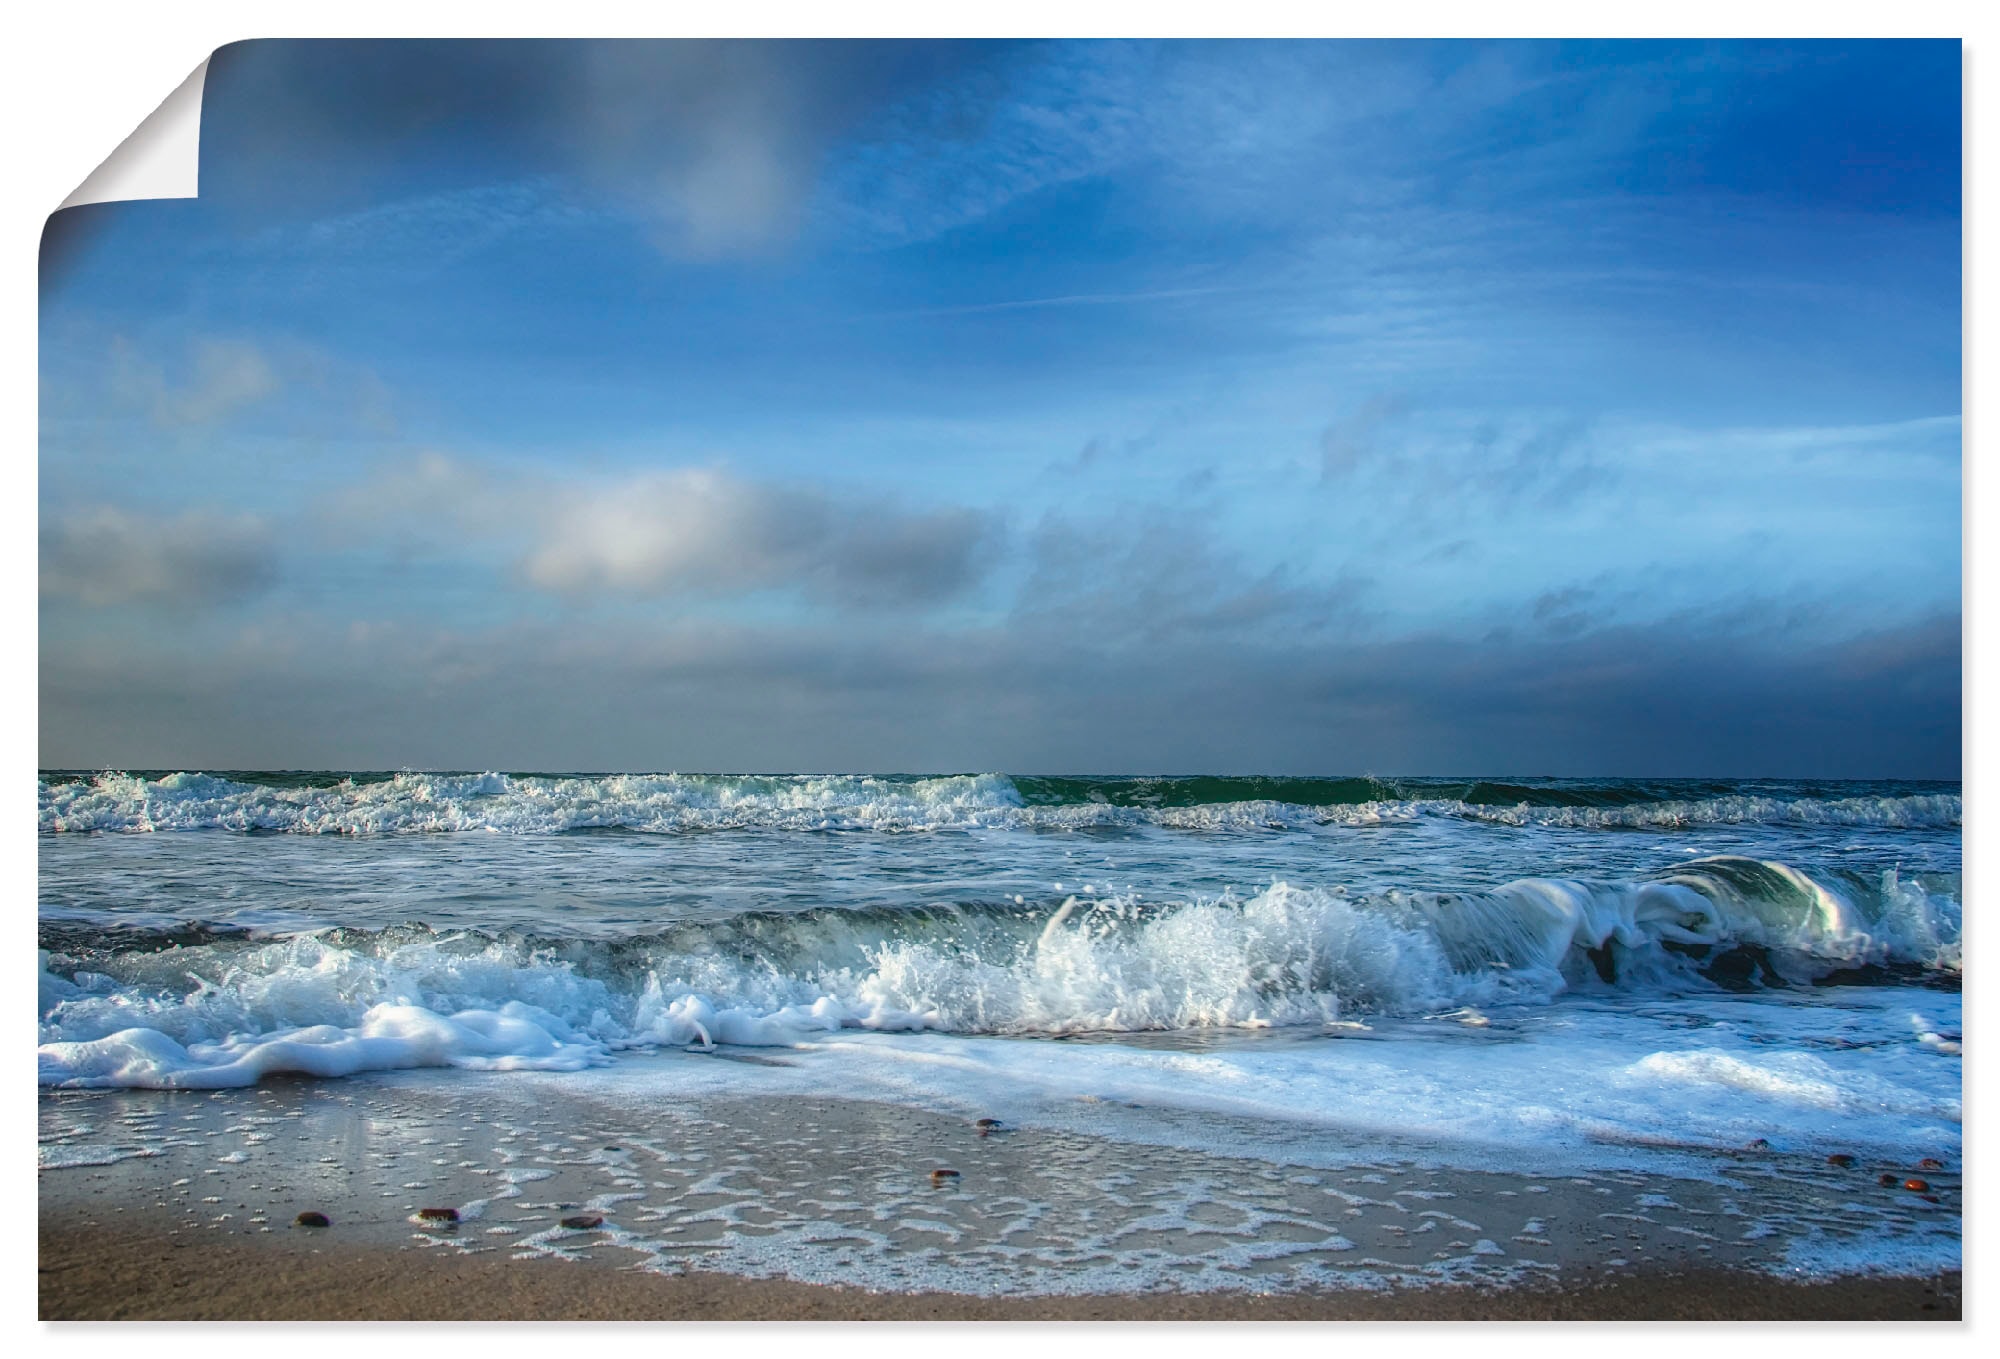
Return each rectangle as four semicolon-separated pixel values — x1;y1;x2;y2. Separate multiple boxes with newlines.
330;454;999;608
111;338;279;428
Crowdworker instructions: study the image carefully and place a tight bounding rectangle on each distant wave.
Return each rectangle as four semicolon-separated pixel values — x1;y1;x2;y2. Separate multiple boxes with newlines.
39;856;1960;1088
36;770;1962;835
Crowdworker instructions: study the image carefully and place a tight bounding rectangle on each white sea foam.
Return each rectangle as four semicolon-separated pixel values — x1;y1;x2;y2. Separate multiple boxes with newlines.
38;859;1960;1092
1632;1051;1853;1111
36;1143;160;1169
36;1000;606;1089
536;984;1964;1172
36;771;1028;834
1450;795;1962;831
37;771;1960;834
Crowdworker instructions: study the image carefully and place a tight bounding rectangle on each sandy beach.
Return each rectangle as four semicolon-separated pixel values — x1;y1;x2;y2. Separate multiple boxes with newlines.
36;1067;1963;1322
37;1215;1962;1321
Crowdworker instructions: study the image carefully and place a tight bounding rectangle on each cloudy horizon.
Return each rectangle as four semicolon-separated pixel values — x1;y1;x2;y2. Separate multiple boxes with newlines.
40;39;1962;777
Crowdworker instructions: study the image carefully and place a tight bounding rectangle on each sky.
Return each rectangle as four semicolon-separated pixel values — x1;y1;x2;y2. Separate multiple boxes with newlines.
38;38;1962;776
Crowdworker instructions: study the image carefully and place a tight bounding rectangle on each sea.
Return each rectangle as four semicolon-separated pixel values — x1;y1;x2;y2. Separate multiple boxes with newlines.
36;770;1963;1295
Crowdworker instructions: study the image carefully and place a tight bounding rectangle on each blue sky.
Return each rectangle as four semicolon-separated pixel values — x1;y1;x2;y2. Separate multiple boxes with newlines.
39;39;1961;774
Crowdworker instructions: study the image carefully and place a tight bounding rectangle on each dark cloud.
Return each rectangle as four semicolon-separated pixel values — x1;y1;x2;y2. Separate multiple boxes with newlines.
820;503;998;606
1463;418;1601;506
1049;435;1111;475
1330;612;1963;778
1016;508;1373;648
1418;538;1475;564
199;39;992;257
37;607;1960;778
1048;398;1206;478
1321;398;1604;526
1319;393;1410;479
1531;586;1597;636
42;467;1954;776
40;507;277;608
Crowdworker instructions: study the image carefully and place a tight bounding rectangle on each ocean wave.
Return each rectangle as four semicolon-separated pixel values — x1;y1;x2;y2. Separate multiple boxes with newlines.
36;770;1962;835
38;857;1960;1089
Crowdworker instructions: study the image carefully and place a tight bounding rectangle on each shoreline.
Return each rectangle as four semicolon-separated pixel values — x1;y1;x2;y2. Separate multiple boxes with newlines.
37;1217;1963;1321
37;1070;1963;1322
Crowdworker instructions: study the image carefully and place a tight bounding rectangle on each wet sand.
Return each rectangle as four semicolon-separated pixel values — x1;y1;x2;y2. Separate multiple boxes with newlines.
37;1067;1963;1321
36;1217;1962;1321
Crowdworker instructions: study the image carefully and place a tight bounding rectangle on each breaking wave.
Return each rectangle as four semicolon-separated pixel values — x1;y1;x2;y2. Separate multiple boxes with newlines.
37;770;1962;835
38;857;1960;1089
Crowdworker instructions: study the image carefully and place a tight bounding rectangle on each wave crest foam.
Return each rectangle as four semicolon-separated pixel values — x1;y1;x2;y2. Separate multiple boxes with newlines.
38;857;1960;1088
38;771;1961;835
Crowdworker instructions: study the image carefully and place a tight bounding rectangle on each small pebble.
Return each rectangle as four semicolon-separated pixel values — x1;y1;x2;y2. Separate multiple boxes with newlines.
560;1213;604;1230
1879;1174;1901;1187
1918;1158;1945;1171
293;1211;330;1228
1746;1138;1770;1150
930;1168;960;1185
416;1207;459;1223
1903;1178;1931;1193
975;1118;1001;1129
1826;1154;1856;1168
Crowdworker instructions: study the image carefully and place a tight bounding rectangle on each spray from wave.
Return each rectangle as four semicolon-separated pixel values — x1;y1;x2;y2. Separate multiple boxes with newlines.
37;770;1962;835
38;857;1959;1089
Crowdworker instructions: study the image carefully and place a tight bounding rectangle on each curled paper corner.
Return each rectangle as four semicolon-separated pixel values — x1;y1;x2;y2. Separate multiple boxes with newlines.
58;57;209;211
